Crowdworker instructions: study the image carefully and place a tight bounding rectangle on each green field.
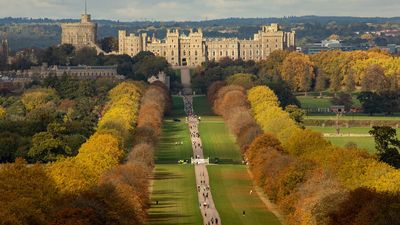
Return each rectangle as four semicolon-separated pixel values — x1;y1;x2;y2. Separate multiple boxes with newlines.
208;165;282;225
148;165;202;225
171;96;186;117
307;126;400;153
155;120;193;163
297;95;361;109
193;96;215;116
305;115;400;121
199;117;243;164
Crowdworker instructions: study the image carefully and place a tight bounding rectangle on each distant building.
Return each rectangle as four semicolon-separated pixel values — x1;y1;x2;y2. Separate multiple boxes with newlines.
301;39;355;54
61;13;97;50
147;71;170;89
118;24;296;67
1;64;123;80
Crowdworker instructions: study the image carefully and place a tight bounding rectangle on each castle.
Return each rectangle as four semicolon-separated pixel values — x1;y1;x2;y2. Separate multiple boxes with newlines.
61;1;97;50
118;24;296;66
59;4;296;67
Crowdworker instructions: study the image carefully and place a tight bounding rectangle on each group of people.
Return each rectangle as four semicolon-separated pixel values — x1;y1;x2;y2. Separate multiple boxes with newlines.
183;96;220;225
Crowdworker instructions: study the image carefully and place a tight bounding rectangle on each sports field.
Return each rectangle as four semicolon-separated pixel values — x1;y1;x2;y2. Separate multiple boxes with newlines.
148;165;202;225
307;126;400;153
305;115;400;121
297;95;361;109
208;165;282;225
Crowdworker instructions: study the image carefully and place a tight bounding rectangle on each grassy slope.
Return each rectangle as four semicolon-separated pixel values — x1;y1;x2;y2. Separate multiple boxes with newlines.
193;96;282;225
193;96;242;163
156;120;193;164
199;117;243;164
148;96;202;225
208;165;282;225
193;96;215;116
148;165;202;225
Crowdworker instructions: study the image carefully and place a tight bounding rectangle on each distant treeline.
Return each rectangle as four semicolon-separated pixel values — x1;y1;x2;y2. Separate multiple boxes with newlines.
2;16;400;25
2;16;400;51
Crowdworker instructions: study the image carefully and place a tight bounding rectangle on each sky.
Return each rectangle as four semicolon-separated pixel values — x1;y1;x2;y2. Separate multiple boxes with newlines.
0;0;399;21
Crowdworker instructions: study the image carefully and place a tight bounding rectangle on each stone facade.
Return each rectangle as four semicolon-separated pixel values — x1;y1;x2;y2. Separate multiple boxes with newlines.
118;24;295;66
61;14;97;49
1;64;122;80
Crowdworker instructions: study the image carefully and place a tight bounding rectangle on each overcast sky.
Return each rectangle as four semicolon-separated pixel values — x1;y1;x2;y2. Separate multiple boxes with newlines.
0;0;399;21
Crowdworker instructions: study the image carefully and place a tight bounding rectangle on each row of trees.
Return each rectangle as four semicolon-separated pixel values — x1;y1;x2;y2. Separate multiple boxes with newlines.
246;86;400;225
208;80;400;225
194;49;399;97
0;81;171;224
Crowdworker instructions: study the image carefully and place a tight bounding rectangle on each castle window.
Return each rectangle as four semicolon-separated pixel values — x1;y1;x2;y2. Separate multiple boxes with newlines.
232;51;234;56
183;50;186;56
213;51;215;56
172;51;174;56
220;51;222;56
195;51;198;56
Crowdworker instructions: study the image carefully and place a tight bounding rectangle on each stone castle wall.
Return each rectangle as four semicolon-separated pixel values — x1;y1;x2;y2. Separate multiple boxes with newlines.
61;14;97;49
118;24;296;67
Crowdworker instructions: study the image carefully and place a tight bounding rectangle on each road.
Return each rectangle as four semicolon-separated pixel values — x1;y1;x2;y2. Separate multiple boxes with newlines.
183;95;221;225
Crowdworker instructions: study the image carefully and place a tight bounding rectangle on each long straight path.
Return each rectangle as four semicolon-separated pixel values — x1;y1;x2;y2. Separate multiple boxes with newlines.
183;95;221;225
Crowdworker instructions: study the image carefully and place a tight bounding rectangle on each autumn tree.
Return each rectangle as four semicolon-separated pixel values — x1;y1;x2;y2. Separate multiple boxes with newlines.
281;52;315;92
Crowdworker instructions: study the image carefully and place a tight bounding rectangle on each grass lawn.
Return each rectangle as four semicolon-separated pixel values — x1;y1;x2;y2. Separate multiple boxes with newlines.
148;165;202;225
155;119;192;164
298;96;332;109
198;117;242;164
297;95;361;109
305;114;400;121
307;126;400;154
193;96;215;116
208;165;282;225
171;96;186;117
326;137;376;153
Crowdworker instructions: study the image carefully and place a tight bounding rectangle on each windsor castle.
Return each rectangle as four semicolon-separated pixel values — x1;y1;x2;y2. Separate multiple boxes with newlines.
61;11;296;67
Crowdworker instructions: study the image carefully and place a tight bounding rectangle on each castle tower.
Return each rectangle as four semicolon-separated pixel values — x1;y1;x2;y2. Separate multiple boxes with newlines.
61;0;97;49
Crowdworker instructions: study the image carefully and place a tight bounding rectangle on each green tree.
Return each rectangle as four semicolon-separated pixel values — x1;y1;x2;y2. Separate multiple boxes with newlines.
285;105;306;128
0;132;19;162
357;92;382;115
100;37;118;53
28;132;71;163
369;126;400;168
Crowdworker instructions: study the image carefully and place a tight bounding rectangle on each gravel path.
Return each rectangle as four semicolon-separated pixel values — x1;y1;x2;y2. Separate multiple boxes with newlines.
183;95;221;225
